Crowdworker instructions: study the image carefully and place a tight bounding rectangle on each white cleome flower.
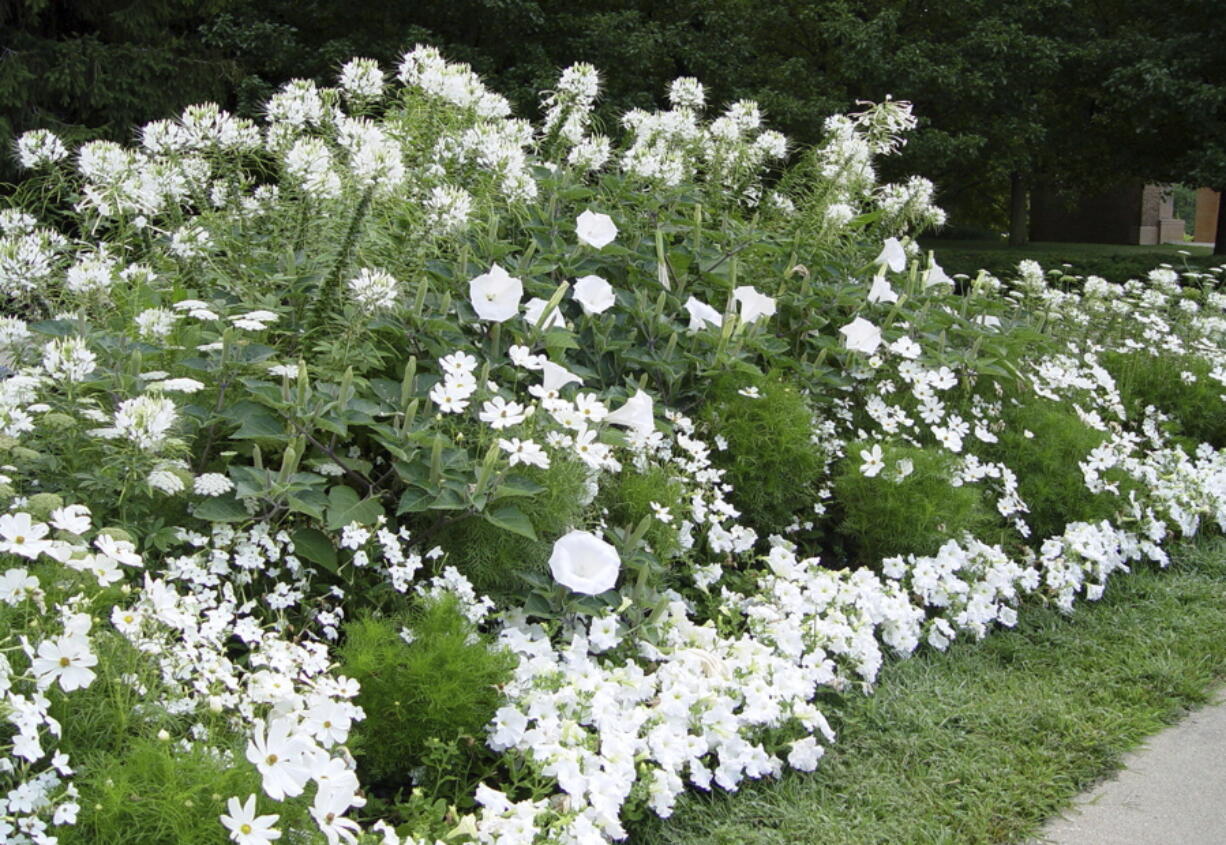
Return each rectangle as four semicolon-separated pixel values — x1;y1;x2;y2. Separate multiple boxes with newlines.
549;529;621;595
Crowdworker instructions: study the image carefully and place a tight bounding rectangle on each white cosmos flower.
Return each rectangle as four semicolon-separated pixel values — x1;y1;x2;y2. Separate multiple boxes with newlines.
875;237;907;273
859;444;885;477
573;274;616;314
0;512;52;559
220;794;281;845
469;264;523;322
867;272;899;304
840;316;883;354
32;634;97;692
575;209;618;248
684;296;723;330
605;389;654;435
246;717;315;801
733;285;776;325
549;529;620;594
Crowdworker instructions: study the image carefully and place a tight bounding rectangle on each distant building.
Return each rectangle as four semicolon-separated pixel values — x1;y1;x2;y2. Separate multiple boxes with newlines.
1194;188;1220;244
1030;182;1186;245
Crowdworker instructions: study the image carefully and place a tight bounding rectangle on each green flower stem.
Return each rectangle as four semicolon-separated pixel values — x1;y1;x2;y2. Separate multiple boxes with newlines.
309;187;374;329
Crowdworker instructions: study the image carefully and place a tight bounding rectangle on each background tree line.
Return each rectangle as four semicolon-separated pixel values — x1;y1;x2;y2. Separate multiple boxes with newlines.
2;0;1224;250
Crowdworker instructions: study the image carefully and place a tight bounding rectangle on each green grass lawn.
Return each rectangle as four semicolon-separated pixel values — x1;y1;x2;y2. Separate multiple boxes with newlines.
919;239;1221;283
630;536;1226;845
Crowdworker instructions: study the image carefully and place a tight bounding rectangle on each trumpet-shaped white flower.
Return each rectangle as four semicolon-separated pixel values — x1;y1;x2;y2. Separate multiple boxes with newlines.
867;272;899;304
469;264;523;323
523;297;568;329
733;285;777;325
923;259;954;289
573;274;616;314
575;209;618;248
840;316;883;354
606;389;655;435
875;237;907;273
684;296;724;330
550;530;620;594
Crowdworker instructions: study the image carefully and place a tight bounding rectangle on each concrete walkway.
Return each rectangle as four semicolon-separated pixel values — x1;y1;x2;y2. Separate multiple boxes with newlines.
1037;688;1226;844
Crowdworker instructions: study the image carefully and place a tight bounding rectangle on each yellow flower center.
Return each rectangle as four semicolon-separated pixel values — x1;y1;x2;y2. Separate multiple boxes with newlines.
266;753;278;765
59;656;71;667
241;823;252;834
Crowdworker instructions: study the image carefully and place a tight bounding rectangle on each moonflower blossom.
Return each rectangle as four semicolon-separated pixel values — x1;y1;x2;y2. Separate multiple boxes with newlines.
840;316;883;354
523;297;567;329
469;264;523;323
923;259;955;289
575;209;618;248
605;389;655;435
549;530;621;594
684;296;723;330
733;285;777;325
573;274;616;314
867;272;899;304
875;237;907;273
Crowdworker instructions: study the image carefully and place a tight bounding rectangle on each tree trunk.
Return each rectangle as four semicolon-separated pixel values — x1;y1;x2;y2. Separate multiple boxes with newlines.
1215;188;1226;256
1009;172;1029;247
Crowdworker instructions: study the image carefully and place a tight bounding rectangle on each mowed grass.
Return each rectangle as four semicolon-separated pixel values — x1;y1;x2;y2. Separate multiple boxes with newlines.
631;536;1226;845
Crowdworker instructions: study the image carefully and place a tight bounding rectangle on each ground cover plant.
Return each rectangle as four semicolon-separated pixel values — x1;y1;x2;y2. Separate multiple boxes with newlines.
1;46;1225;844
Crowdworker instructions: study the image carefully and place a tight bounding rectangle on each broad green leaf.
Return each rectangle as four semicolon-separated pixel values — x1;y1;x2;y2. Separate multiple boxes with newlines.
292;527;338;574
484;505;537;541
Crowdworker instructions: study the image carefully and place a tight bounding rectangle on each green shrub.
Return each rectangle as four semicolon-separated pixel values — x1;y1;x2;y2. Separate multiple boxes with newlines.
1103;350;1226;448
991;397;1123;541
435;456;590;597
700;371;826;536
65;737;287;845
833;442;999;565
598;463;687;558
339;593;515;793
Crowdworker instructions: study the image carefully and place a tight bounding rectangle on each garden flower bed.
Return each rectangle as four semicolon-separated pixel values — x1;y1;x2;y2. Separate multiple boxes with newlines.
1;46;1224;844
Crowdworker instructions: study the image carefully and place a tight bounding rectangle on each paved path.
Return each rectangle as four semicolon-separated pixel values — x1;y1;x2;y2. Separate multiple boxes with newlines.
1037;688;1226;844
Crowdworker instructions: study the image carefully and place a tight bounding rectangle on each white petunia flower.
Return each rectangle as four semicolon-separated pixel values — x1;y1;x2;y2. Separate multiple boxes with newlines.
840;316;883;354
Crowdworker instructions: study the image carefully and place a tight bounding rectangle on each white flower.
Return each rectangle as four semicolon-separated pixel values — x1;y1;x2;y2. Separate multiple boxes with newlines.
508;345;545;370
889;336;922;359
523;297;567;330
499;437;551;469
479;397;528;430
347;267;399;312
787;737;825;771
147;468;186;495
573;275;616;314
575;209;618;248
923;259;954;289
894;458;914;481
0;567;39;605
220;794;281;845
246;717;315;801
733;285;777;325
469;264;524;323
606;389;654;435
875;237;907;273
684;296;724;330
840;316;883;354
0;512;52;559
859;444;885;477
194;473;235;497
867;272;899;304
738;386;761;399
32;634;97;692
549;530;620;594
